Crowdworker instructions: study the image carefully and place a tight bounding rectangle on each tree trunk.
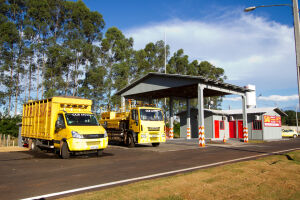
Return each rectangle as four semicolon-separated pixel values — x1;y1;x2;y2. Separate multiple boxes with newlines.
8;65;13;116
65;73;69;95
73;51;79;96
41;53;46;99
36;60;40;100
28;58;32;100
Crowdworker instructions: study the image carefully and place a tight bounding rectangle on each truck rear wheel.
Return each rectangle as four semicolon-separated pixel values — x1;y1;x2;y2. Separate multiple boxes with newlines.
29;139;40;151
127;134;135;148
152;143;160;147
61;142;70;159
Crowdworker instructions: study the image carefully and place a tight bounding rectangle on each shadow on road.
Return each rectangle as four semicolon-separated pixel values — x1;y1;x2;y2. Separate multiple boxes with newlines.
0;149;114;161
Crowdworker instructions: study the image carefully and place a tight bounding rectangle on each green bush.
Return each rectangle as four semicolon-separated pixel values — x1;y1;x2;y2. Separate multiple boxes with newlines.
173;122;180;138
0;114;22;137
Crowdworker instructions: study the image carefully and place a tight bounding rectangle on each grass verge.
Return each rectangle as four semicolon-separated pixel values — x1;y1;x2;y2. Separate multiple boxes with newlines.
60;150;300;200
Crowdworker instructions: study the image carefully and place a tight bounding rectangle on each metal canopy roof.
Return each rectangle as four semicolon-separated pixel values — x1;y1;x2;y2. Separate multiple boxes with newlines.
176;107;288;117
116;72;251;99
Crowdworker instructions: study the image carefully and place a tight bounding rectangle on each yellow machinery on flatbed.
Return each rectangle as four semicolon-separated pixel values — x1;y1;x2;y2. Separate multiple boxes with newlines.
100;101;166;147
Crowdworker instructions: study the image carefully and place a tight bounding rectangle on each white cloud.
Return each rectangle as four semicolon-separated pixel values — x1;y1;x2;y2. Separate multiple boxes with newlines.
124;11;297;92
258;94;298;102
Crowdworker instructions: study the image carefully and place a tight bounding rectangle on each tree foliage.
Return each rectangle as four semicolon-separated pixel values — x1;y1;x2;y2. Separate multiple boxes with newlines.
282;110;299;126
0;0;227;135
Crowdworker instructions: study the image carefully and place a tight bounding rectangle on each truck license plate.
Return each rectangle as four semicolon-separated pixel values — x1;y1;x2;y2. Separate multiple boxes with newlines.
90;145;98;149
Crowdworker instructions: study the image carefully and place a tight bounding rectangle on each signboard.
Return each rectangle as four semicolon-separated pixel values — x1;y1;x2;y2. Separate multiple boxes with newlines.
263;115;281;127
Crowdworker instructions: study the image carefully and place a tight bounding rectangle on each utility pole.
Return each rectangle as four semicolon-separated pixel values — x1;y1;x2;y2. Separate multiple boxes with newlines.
296;105;299;133
292;0;300;110
245;0;300;110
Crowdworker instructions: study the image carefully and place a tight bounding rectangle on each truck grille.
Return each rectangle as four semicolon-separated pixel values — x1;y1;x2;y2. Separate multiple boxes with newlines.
83;134;104;139
86;141;100;146
148;127;160;131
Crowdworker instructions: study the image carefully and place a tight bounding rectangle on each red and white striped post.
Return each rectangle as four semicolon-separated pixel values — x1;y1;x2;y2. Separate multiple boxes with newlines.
187;127;191;139
186;98;191;140
198;126;205;147
169;127;174;139
169;97;174;140
242;95;248;143
198;84;205;147
243;127;248;143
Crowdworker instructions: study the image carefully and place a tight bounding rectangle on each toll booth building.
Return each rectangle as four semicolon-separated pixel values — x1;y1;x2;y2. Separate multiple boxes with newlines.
177;107;287;141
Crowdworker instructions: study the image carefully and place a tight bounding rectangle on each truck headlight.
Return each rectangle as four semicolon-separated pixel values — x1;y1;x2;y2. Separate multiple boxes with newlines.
141;134;147;138
72;131;84;139
104;130;108;138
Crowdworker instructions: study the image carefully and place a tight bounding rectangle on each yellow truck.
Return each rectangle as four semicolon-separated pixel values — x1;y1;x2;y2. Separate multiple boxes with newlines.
21;97;108;158
100;103;166;147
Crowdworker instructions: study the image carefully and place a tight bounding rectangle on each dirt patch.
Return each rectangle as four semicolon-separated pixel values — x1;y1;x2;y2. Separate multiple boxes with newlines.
0;146;28;152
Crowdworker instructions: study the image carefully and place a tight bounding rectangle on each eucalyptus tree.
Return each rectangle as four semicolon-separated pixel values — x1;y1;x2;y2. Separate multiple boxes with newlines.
79;47;106;112
100;27;134;108
133;40;170;80
167;49;189;75
42;0;68;97
26;0;51;100
63;0;104;96
0;0;27;115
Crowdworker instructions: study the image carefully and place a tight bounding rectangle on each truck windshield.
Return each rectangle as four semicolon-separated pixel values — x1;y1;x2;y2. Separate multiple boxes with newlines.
65;113;99;126
140;109;163;121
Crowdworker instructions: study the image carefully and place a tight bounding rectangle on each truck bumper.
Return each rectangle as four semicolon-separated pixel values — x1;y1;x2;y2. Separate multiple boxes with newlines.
138;133;166;144
67;137;108;151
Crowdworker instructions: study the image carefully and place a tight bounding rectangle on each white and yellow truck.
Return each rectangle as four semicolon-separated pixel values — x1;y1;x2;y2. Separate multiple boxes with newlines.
21;97;108;158
100;102;166;147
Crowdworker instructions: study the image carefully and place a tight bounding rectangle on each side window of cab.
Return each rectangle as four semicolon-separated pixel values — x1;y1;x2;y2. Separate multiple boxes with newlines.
57;114;66;128
131;110;136;120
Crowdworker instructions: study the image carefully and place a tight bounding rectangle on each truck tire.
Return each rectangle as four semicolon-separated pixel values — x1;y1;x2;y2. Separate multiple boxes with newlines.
29;139;40;151
28;139;33;150
293;134;297;138
97;149;103;157
152;143;160;147
61;142;70;159
127;133;135;148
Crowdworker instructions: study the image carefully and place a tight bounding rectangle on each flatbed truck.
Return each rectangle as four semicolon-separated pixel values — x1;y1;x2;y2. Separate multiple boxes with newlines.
100;103;166;147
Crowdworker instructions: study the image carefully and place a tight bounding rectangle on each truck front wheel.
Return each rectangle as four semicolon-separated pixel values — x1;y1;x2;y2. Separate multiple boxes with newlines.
97;149;103;157
152;143;160;147
61;142;70;159
127;133;135;148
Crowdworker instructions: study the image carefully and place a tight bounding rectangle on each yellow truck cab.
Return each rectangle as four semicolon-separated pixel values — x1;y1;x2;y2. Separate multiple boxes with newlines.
21;97;108;158
100;104;166;147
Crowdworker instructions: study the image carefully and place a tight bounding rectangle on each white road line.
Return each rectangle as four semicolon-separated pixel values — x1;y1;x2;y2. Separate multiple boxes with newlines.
21;147;300;200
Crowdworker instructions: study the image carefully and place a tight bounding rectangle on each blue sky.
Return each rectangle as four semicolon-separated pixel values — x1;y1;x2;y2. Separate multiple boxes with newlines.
83;0;299;110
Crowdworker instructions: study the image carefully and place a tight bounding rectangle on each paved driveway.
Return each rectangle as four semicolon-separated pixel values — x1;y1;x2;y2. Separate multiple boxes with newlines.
0;138;299;200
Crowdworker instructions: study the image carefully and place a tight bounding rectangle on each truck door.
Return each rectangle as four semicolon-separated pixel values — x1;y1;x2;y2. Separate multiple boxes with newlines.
54;113;68;142
129;109;139;132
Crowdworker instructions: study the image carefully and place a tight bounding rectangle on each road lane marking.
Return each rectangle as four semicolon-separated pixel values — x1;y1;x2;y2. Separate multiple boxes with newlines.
21;147;300;200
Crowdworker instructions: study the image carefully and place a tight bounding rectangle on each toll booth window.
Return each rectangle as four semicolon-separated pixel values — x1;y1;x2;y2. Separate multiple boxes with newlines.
65;113;98;126
140;109;163;121
253;120;262;130
58;114;66;127
220;121;225;130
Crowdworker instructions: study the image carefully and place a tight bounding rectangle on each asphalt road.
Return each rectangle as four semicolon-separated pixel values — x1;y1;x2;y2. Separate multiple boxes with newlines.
0;138;299;200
